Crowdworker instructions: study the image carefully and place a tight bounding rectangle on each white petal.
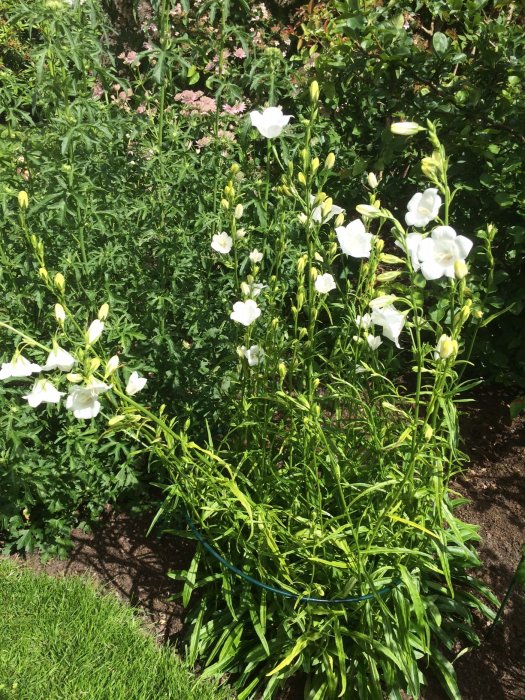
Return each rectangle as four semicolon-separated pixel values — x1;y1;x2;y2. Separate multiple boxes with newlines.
455;235;473;259
416;238;435;262
420;259;445;280
432;225;457;242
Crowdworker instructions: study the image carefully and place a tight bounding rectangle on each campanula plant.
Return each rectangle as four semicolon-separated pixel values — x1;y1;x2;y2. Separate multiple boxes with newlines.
0;73;499;698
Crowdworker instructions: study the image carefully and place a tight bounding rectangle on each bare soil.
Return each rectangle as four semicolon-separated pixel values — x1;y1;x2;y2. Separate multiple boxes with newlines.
6;387;525;699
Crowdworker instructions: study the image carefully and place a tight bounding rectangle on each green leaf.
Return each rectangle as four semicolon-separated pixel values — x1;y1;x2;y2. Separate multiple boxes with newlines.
510;397;525;421
432;32;449;56
431;647;461;700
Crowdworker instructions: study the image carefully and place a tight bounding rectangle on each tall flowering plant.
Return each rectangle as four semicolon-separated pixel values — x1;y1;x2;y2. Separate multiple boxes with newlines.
1;86;498;698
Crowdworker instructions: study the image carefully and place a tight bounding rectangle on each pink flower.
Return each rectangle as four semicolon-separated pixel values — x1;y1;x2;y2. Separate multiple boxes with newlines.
222;102;247;115
233;47;246;59
91;81;104;100
123;51;138;66
175;90;203;104
196;136;213;149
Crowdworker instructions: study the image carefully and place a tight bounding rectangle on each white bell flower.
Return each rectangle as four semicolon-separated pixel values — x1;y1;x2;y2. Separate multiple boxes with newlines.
249;106;292;139
356;313;372;329
65;379;111;420
211;231;233;255
0;355;42;380
42;345;76;372
239;344;264;367
310;195;344;224
249;249;263;264
125;371;147;396
371;305;406;348
336;220;373;258
418;226;473;280
230;299;261;326
366;335;383;350
314;273;336;294
405;188;442;228
22;379;65;408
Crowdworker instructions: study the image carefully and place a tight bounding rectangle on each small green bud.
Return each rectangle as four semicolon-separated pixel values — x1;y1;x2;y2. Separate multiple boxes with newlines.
324;152;336;170
17;190;29;209
309;80;320;103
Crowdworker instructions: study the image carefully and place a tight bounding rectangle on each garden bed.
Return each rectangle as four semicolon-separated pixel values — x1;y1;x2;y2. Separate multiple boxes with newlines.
5;386;524;699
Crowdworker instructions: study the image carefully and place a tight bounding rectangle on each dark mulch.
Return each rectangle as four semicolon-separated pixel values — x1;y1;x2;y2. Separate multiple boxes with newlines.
6;387;525;699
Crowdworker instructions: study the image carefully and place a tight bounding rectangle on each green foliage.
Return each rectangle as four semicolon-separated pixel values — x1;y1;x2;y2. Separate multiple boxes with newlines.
0;560;233;700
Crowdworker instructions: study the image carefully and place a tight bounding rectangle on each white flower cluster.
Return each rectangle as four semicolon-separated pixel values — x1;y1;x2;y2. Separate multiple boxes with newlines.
0;316;147;419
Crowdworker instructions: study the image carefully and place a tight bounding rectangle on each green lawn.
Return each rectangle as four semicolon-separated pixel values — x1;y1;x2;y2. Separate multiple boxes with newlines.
0;560;231;700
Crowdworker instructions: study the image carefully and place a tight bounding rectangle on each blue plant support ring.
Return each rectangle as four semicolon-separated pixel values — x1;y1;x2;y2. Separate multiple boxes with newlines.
185;512;401;605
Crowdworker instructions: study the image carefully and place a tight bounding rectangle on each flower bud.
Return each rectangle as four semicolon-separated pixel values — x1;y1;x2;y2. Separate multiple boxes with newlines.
297;172;307;186
105;355;119;376
297;212;308;225
89;357;101;372
278;362;287;381
86;319;104;344
334;212;345;228
324;152;336;170
454;260;468;280
310;267;319;281
108;415;126;426
220;198;229;210
38;267;49;281
98;303;109;320
321;197;333;218
436;334;458;360
296;290;305;307
54;303;66;325
376;270;401;282
390;121;424;136
380;253;404;265
459;302;472;323
424;424;433;440
297;254;308;274
66;373;83;383
309;80;320;103
311;157;320;174
356;204;381;218
234;203;244;220
17;190;29;209
236;227;246;239
367;172;378;189
375;238;385;253
54;272;65;292
230;163;240;174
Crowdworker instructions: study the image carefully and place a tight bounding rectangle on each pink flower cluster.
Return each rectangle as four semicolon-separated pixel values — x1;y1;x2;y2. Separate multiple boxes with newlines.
111;84;133;112
174;90;217;115
118;50;139;66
